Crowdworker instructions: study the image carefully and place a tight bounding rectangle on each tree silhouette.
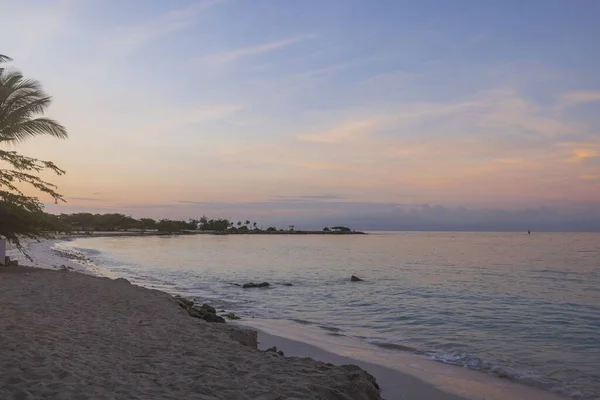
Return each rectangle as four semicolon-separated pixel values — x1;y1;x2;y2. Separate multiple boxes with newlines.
0;54;68;254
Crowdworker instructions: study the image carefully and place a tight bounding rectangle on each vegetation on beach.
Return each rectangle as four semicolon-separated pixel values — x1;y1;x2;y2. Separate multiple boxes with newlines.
51;213;363;235
0;54;68;254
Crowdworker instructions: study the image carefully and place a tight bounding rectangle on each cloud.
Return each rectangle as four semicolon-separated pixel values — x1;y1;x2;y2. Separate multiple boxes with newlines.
269;194;349;202
105;0;224;53
298;118;384;143
567;148;598;163
202;34;317;63
561;91;600;107
69;197;103;202
0;0;72;60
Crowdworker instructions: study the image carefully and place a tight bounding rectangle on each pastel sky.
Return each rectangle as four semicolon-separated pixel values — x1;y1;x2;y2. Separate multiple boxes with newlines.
1;0;599;230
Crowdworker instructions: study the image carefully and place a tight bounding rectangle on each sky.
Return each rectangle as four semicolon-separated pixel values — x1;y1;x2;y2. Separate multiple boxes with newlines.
1;0;599;230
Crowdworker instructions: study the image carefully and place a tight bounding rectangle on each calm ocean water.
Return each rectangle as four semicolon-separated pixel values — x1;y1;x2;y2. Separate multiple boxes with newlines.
51;232;599;398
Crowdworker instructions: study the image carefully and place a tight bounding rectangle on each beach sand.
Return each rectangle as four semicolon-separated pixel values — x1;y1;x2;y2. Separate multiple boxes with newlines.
0;266;381;399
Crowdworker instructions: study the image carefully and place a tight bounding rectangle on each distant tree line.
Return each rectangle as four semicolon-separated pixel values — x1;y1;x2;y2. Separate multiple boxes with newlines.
44;213;356;235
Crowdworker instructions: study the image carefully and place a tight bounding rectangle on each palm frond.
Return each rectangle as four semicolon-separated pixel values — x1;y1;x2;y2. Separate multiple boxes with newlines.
1;117;67;143
0;54;13;64
0;62;68;142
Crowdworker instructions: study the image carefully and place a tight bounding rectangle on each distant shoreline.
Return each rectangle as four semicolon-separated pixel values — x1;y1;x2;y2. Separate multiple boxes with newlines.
60;230;367;238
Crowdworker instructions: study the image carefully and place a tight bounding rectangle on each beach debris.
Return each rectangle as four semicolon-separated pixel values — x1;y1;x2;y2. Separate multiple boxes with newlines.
224;312;240;320
242;282;270;289
350;275;364;282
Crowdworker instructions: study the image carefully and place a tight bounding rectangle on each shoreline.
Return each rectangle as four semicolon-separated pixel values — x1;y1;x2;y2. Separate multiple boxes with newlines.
237;319;567;400
56;230;367;239
7;238;574;399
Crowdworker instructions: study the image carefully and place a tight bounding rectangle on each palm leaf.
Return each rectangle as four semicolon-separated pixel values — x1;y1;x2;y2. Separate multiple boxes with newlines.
0;59;68;142
0;54;13;64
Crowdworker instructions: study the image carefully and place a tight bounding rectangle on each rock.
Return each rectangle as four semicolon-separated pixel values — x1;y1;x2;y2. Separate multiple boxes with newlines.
187;307;204;319
201;303;216;314
265;346;284;356
174;296;194;309
351;275;364;282
229;328;257;348
281;283;293;287
114;278;130;284
242;282;270;289
224;312;240;320
203;313;226;323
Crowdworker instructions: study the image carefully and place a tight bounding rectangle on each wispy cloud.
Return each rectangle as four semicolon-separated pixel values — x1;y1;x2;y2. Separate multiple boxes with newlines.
105;0;224;53
298;118;383;143
144;105;243;133
567;148;598;163
69;197;104;202
560;91;600;107
202;34;317;63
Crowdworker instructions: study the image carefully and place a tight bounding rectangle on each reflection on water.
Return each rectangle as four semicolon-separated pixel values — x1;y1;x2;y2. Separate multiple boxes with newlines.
60;232;600;399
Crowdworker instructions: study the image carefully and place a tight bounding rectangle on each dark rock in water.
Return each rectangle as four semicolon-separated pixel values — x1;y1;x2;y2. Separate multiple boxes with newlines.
242;282;270;289
187;306;225;323
203;313;226;323
351;275;364;282
191;304;217;314
281;283;293;287
201;303;216;314
229;283;242;287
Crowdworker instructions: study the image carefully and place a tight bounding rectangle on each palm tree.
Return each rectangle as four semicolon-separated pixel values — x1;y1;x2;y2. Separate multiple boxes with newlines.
252;222;257;230
1;54;67;143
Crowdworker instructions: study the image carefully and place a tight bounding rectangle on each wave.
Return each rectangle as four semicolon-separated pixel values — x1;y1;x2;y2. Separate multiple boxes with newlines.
428;351;587;398
317;325;342;333
290;318;314;326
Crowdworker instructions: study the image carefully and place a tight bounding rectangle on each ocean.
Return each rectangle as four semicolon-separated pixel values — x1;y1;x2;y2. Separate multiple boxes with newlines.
24;232;600;399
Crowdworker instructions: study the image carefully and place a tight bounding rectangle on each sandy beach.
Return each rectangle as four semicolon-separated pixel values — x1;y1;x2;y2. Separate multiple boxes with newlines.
0;266;381;399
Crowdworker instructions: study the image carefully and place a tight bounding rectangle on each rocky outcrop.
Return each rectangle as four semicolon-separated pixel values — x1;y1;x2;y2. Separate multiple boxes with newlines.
351;275;364;282
187;305;226;323
242;282;270;289
174;296;225;323
174;295;194;309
